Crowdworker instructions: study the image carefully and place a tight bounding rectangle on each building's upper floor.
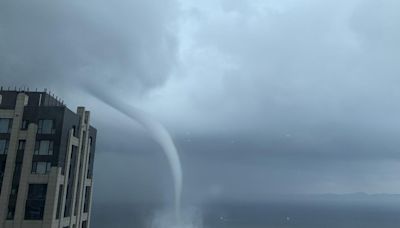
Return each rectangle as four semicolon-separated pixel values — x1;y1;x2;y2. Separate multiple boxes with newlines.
0;88;64;109
0;89;97;177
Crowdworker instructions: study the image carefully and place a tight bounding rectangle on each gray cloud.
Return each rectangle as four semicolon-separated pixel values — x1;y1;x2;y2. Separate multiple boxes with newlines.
0;0;178;94
1;0;400;205
139;0;400;199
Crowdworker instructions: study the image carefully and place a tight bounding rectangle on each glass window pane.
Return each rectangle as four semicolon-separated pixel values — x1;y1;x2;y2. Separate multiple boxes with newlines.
25;184;47;220
31;162;37;173
34;141;39;154
38;120;53;134
18;140;25;150
43;120;53;134
46;162;51;172
35;140;53;155
36;163;47;174
0;140;6;154
37;120;43;132
48;141;53;155
32;162;51;174
28;184;47;199
20;120;28;130
0;119;11;133
0;140;8;154
39;141;49;155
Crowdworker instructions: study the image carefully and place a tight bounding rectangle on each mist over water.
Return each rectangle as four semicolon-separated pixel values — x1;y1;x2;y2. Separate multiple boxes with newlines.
150;207;203;228
86;86;183;224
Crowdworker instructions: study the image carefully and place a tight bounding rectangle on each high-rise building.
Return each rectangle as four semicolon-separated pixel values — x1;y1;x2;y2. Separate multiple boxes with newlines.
0;89;97;228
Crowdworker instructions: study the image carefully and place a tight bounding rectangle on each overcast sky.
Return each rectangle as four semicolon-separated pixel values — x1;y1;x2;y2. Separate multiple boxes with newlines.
1;0;400;205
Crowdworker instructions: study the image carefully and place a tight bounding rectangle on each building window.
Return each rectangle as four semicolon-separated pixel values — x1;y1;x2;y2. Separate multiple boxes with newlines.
37;120;55;134
34;140;54;155
31;162;52;174
7;196;17;220
64;185;71;217
0;161;5;194
18;140;26;151
8;162;22;219
56;185;63;219
25;184;47;220
24;96;29;106
20;120;28;130
72;126;77;137
83;186;91;213
82;221;87;228
0;118;12;133
0;140;9;154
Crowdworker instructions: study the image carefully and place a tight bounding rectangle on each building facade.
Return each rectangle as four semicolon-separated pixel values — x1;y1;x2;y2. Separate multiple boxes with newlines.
0;90;96;228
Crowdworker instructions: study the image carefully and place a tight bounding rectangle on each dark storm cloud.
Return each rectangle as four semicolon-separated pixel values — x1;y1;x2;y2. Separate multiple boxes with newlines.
140;0;400;199
1;0;400;205
90;0;400;202
0;0;178;94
